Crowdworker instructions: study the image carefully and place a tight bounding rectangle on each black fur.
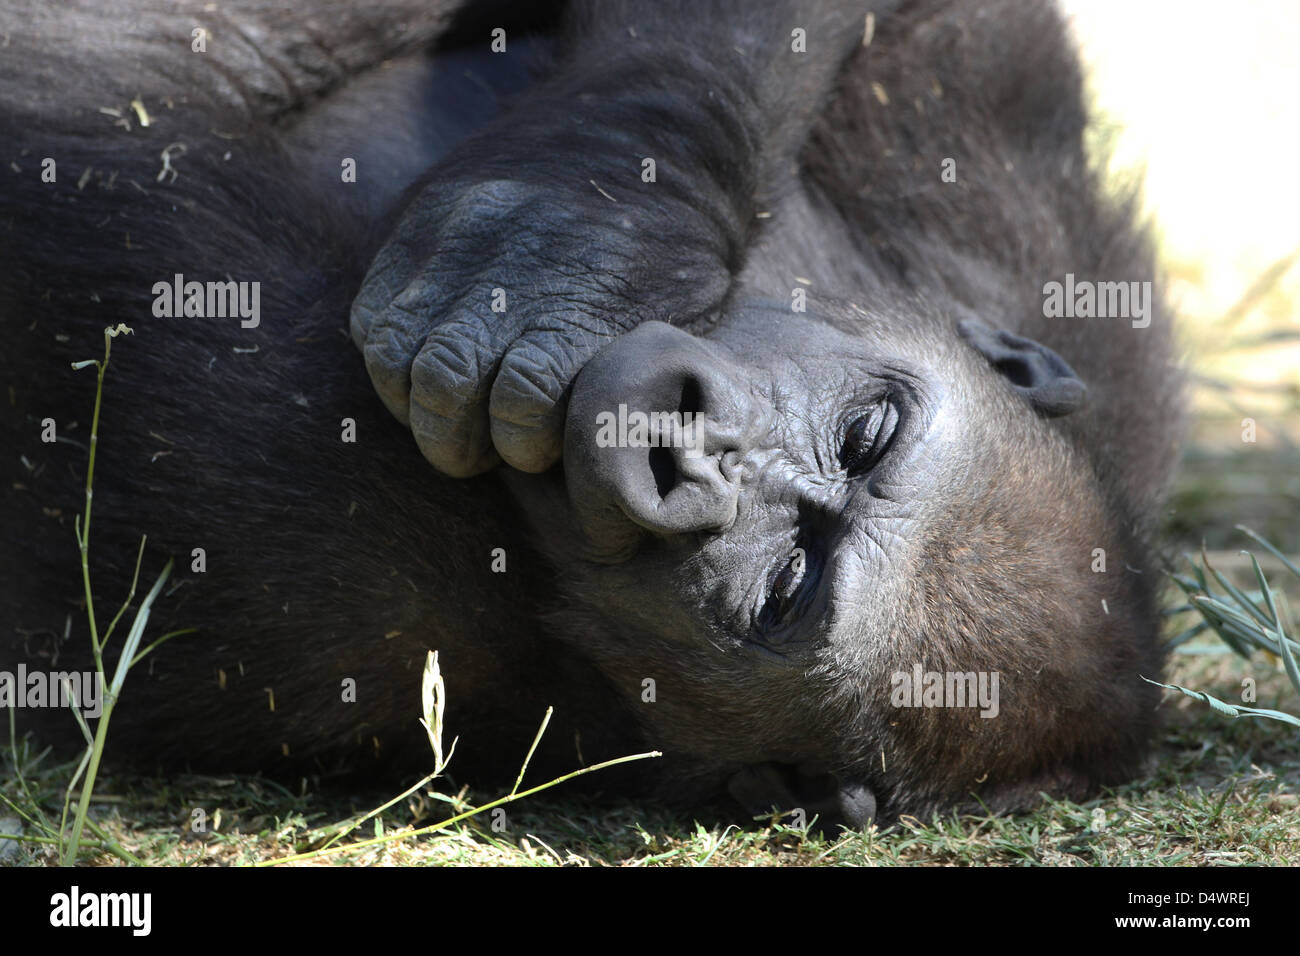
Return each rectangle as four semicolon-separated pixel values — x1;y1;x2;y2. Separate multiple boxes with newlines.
0;0;1182;827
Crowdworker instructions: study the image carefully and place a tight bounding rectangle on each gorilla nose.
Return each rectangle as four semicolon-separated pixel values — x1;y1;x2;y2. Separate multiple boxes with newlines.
565;321;774;538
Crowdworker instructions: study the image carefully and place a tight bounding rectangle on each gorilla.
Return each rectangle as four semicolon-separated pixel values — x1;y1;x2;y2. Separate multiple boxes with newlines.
0;0;1182;829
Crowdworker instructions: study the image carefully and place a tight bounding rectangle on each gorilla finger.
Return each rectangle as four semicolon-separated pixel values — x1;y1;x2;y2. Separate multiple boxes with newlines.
409;398;502;478
406;318;509;476
489;328;615;473
349;240;423;349
356;275;462;426
361;332;416;427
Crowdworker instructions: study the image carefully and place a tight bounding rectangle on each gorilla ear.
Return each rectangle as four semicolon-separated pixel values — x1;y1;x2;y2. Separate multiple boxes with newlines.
957;319;1087;417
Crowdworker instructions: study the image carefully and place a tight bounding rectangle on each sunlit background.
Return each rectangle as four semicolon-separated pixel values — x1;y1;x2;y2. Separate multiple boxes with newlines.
1064;0;1299;553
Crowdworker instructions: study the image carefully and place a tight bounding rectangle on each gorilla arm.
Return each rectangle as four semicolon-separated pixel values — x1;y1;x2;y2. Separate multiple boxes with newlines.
351;0;887;477
0;0;462;125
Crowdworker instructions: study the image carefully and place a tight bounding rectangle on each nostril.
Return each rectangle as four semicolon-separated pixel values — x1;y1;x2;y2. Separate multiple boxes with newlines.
678;376;702;417
648;445;676;498
564;323;764;538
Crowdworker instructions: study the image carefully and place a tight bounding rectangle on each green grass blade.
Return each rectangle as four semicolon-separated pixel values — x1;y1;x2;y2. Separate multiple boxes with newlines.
1249;554;1300;694
1236;525;1300;580
1142;677;1300;726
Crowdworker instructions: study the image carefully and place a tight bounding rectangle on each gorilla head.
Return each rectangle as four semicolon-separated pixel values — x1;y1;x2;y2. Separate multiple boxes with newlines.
500;292;1163;825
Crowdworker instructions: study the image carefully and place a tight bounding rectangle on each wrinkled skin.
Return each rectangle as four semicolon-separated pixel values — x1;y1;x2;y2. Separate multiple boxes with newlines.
0;0;1181;829
350;1;878;477
511;289;1148;822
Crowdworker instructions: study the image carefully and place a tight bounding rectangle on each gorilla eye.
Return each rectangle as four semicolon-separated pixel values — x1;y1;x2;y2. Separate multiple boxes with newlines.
840;400;899;476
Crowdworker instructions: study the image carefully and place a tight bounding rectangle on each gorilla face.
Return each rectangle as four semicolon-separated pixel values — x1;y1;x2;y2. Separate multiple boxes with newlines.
510;301;1120;823
564;304;953;649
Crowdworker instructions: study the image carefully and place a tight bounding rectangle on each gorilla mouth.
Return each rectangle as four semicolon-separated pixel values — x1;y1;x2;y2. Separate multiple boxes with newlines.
755;537;818;637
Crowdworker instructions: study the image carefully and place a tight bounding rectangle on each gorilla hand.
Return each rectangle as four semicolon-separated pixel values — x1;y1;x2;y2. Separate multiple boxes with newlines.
348;0;876;479
350;70;758;478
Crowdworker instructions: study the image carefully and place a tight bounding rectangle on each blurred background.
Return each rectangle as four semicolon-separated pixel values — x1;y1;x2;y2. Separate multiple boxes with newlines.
1063;0;1299;557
